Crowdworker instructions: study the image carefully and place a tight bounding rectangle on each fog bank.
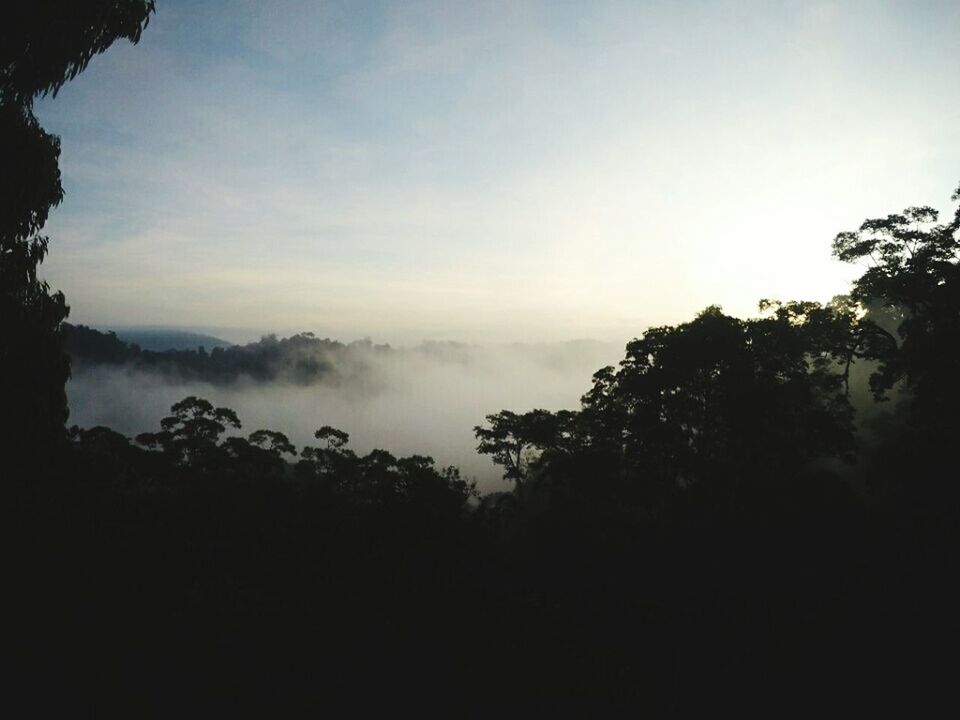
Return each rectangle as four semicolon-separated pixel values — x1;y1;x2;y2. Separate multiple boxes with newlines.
67;340;622;489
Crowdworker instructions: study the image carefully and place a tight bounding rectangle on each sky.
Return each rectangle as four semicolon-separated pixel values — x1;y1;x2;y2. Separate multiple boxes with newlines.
36;0;960;345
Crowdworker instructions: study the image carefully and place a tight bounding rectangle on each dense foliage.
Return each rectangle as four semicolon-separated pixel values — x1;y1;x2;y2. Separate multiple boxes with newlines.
1;1;154;460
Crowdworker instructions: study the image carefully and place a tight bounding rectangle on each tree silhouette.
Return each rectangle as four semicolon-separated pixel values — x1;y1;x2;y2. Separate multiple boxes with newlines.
223;428;297;476
248;429;297;456
136;396;241;469
0;1;154;465
833;184;960;428
298;425;359;487
474;408;576;486
477;304;862;508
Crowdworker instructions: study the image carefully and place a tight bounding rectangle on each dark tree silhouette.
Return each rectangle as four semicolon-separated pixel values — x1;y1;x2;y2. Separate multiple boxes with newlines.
833;185;960;428
223;429;297;477
0;1;154;465
136;395;241;469
477;303;862;507
474;408;576;486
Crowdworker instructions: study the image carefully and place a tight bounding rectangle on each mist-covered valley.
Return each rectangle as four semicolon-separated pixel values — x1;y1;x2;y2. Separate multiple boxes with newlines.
66;329;622;489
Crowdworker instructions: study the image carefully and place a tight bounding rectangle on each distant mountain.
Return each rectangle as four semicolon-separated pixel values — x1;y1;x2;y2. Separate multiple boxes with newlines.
108;327;233;352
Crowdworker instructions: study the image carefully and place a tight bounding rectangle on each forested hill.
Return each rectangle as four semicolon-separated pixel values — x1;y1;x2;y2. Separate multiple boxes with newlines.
63;323;389;385
111;328;233;352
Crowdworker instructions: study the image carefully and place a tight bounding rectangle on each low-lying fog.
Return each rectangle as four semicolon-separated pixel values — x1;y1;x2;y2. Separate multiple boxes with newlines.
67;340;624;490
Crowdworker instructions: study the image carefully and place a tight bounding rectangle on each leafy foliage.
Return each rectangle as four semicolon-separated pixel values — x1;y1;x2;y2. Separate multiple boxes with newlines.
477;302;861;504
833;184;960;423
0;1;154;460
136;396;242;469
1;1;155;104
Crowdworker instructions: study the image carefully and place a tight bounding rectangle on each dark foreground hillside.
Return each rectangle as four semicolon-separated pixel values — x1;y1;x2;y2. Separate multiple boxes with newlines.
4;384;959;714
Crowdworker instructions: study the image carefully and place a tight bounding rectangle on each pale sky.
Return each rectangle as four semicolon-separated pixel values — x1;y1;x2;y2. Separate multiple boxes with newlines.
36;0;960;344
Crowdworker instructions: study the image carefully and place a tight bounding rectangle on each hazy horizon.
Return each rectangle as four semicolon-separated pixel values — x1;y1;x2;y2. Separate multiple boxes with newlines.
80;321;633;348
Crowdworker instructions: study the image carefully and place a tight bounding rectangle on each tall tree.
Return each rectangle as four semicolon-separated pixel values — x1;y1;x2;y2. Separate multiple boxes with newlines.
832;184;960;429
136;396;241;469
0;1;154;464
475;409;575;487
